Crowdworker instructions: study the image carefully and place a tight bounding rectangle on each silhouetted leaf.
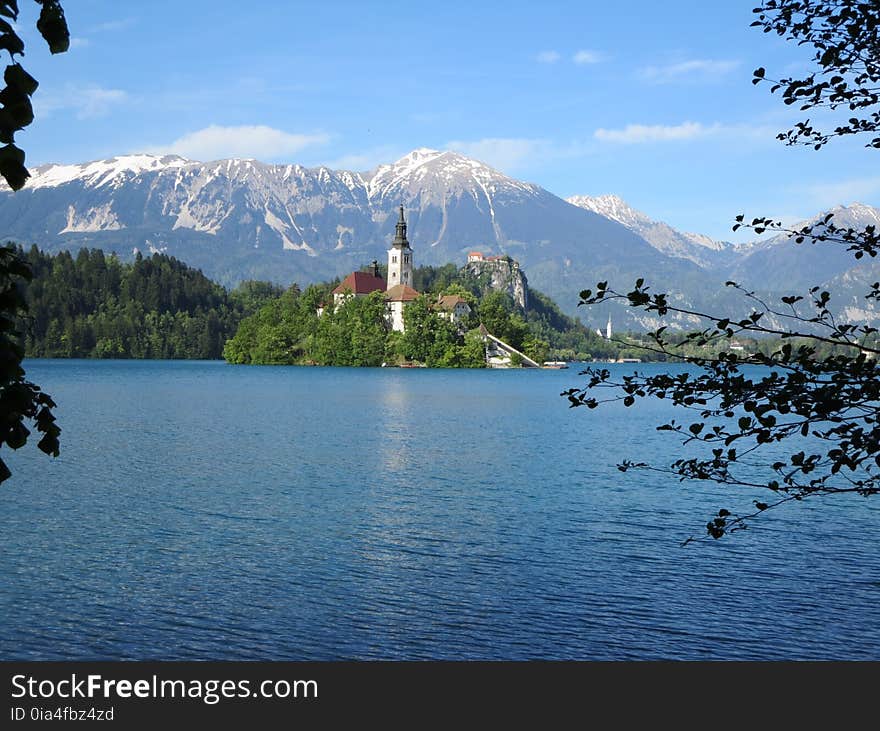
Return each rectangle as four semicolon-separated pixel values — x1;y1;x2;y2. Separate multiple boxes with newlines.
0;142;27;189
36;1;69;54
4;64;37;96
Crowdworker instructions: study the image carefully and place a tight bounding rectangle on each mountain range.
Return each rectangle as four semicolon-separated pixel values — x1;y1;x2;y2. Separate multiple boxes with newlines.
1;147;878;330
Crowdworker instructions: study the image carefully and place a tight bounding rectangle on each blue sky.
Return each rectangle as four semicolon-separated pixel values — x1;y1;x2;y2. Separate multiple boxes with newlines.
11;0;880;240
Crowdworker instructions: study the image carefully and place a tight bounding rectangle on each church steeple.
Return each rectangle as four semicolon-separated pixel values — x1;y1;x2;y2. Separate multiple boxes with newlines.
392;205;409;249
387;205;414;289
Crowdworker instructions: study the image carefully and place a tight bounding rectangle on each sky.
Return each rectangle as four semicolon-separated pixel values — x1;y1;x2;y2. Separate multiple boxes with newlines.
11;0;880;241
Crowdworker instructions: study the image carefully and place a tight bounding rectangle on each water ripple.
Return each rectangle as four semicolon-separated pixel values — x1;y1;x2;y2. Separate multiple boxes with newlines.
0;360;878;660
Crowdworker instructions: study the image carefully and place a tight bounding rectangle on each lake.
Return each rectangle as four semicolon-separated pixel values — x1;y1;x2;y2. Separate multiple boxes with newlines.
1;359;878;660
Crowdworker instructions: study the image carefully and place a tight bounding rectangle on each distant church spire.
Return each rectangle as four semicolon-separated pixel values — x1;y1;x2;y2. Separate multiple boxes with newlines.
392;205;409;248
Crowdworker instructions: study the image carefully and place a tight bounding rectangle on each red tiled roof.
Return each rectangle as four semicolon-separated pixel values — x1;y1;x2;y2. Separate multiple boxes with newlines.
384;284;420;302
468;251;483;257
332;271;386;296
435;294;469;311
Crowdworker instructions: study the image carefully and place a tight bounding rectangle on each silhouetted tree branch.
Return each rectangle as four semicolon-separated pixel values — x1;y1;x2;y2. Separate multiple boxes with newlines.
0;1;68;484
0;245;60;483
751;0;880;149
566;0;880;542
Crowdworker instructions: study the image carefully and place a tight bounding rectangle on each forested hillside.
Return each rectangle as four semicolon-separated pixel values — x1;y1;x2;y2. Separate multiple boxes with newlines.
15;246;279;359
12;247;637;364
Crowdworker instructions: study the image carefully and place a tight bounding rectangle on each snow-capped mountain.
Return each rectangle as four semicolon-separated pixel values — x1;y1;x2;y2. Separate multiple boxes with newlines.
11;149;554;259
566;194;735;267
0;148;878;327
362;148;549;249
365;148;539;204
728;202;880;292
27;154;192;189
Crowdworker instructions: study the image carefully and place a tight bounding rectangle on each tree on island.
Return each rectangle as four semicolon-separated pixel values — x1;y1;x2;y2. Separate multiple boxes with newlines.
0;1;69;484
564;0;880;542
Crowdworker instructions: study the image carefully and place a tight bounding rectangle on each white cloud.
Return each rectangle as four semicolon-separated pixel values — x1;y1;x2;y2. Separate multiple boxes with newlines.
639;59;740;83
446;137;551;172
595;122;711;144
69;37;90;49
322;145;407;171
89;18;137;33
573;49;602;65
536;50;561;64
77;88;128;118
150;125;330;161
594;121;775;145
322;139;570;174
36;84;129;119
802;176;880;208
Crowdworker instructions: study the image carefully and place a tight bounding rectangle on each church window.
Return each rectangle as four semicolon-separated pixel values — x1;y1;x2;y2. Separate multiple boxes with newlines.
392;255;397;263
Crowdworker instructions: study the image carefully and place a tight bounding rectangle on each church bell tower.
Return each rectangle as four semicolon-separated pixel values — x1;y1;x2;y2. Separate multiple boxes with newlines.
387;205;413;289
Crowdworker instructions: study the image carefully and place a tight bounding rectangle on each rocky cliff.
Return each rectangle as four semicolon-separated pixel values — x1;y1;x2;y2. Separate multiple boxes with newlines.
463;256;528;310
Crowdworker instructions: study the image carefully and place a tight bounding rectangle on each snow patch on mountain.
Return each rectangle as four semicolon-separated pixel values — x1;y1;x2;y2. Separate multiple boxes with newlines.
30;154;191;189
567;193;733;267
838;202;880;225
567;194;651;230
364;149;537;204
60;203;123;233
335;224;353;250
263;208;314;254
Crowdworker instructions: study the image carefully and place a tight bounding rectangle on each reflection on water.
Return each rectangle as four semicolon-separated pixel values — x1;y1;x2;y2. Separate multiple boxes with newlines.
0;360;878;660
376;372;414;475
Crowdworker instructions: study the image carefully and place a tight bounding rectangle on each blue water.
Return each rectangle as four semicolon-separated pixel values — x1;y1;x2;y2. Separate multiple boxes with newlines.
1;359;878;660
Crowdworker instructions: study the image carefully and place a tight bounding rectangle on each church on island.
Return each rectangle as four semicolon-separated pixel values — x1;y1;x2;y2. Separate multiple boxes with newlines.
326;205;540;367
328;206;468;333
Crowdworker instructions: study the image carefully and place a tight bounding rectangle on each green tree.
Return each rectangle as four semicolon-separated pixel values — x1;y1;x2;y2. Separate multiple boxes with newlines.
458;329;488;368
313;291;388;367
477;290;528;349
566;0;880;542
441;282;477;305
476;290;511;337
522;335;549;365
412;262;460;294
399;295;461;366
230;280;286;315
17;247;247;361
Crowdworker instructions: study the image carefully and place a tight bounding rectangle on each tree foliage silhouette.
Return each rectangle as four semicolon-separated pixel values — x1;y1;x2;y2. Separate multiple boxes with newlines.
0;1;69;484
564;0;880;542
0;1;69;190
751;0;880;149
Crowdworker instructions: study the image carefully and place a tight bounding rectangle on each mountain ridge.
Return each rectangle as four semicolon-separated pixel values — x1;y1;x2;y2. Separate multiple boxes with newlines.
2;148;879;328
566;193;737;268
